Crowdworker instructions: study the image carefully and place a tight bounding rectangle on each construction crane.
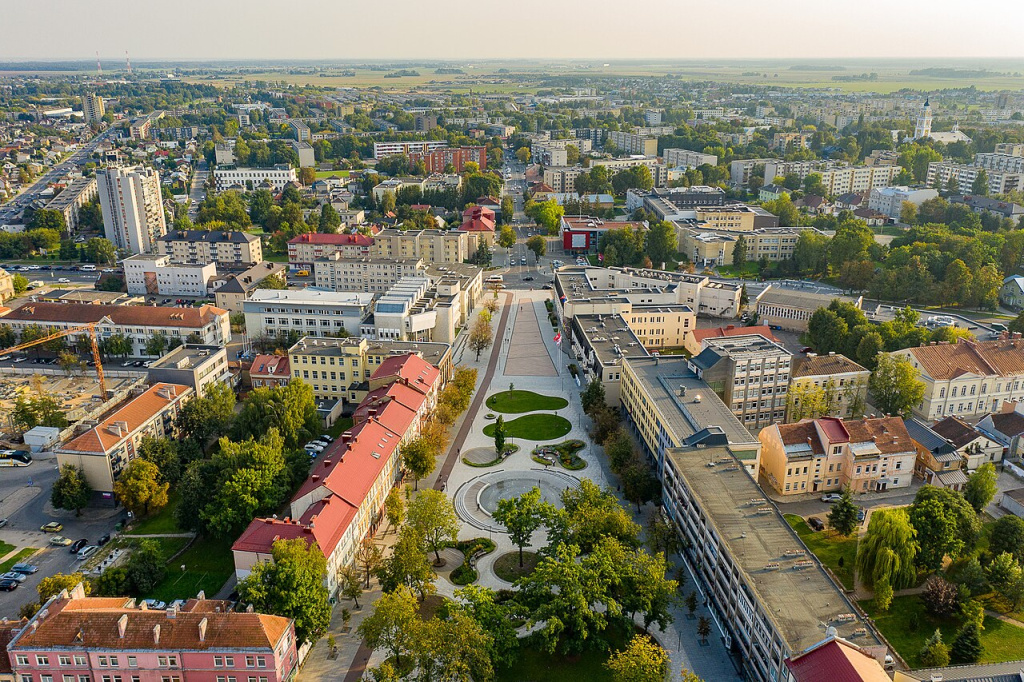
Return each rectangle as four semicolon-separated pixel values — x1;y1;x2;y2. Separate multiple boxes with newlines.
0;323;107;396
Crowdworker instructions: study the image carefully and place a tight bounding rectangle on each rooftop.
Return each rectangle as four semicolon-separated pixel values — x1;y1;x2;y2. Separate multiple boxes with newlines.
160;229;259;245
904;417;960;463
931;416;985;449
1;302;227;329
249;354;290;379
573;314;650;368
288;233;373;246
756;286;862;310
791;353;868;379
784;636;890;682
287;336;451;368
903;338;1024;380
215;262;288;295
246;289;374;307
690;324;779;347
148;345;223;372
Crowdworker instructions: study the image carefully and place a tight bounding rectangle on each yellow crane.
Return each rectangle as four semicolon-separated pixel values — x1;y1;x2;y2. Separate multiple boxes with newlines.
1;323;107;396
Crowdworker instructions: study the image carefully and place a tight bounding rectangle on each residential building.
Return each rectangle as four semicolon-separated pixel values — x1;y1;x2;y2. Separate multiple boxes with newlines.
730;158;776;186
644;110;662;126
459;206;496;246
542;166;586;193
930;415;1004;470
785;636;891;682
763;162;902;196
372;140;447;159
44;176;97;231
292;140;315;168
287;233;373;268
147;344;231;398
755;287;864;332
689;334;792;431
0;268;13;302
891;338;1024;420
977;401;1024;459
214;142;235;166
1001;276;1024;309
759;184;786;202
288;119;311;142
371;228;470;264
772;131;813;151
676;224;811;267
408;146;486;173
8;585;298;682
996;143;1024;156
81;92;105;123
212;262;289;314
867;186;939;219
788;352;870;420
682;324;778;356
759;416;916;495
662;148;718;169
157;229;264;266
605;130;658;156
57;383;193;494
243;289;373;340
96;166;167;254
249;354;291;389
0;302;230;355
950;194;1024;220
904;417;969;490
287;335;452;404
927;161;1024;195
213;166;297;192
123;254;216;297
414;114;438;131
974;152;1024;174
313;254;423;293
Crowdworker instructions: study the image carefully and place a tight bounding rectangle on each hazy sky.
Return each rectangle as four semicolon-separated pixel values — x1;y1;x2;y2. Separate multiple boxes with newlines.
3;0;1024;61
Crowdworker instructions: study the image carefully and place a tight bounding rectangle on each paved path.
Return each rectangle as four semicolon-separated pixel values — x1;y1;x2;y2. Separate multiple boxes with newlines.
504;300;556;377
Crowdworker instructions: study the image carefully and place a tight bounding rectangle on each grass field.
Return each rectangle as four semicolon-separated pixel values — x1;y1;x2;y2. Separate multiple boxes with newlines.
327;416;354;439
493;551;540;583
785;514;858;590
0;548;38;573
314;170;350;179
145;536;235;602
495;621;634;682
125;494;181;535
482;414;572;441
0;541;16;559
485;390;568;414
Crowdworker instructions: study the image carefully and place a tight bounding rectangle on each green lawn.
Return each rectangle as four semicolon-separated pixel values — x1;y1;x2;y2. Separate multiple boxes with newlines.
0;541;16;558
862;595;1024;667
125;494;181;535
327;416;354;439
716;262;760;279
0;548;38;573
495;622;634;682
785;514;858;590
314;170;350;179
485;390;568;414
482;414;572;441
144;536;235;602
493;551;540;583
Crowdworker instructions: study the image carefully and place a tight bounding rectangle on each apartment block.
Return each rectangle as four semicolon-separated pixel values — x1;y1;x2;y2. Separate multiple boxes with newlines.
123;254;216;297
772;131;813;151
81;92;105;123
287;233;373;267
292;140;315;168
766;163;902;196
891;338;1024;420
730;158;776;186
313;254;423;293
788;352;869;420
372;140;447;159
995;143;1024;156
57;383;193;494
8;585;298;682
605;130;658;156
147;344;231;399
926;161;1024;195
213;166;297;191
408;146;486;173
288;119;311;141
214;142;235;165
44;176;97;231
759;416;916;496
157;229;263;266
571;314;650;406
974;152;1024;174
371;228;470;264
542;166;586;193
662;148;717;169
243;289;374;340
97;165;167;254
689;334;792;431
868;186;939;219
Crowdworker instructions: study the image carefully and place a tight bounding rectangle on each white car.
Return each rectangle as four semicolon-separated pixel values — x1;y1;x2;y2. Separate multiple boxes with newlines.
0;572;27;583
57;278;71;284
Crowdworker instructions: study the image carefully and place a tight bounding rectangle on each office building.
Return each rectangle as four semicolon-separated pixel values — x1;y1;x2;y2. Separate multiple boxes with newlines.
243;289;374;340
755;287;864;332
57;383;193;494
927;161;1024;195
891;338;1024;420
287;233;373;267
868;186;939;219
44;176;97;231
211;262;288;313
408;146;486;173
605;130;658;156
313;254;423;293
213;166;297;191
371;228;470;264
147;344;231;399
8;585;298;682
677;224;811;267
682;324;778;356
157;229;263;266
292;141;315;168
788;352;870;420
372;140;447;159
96;166;168;254
759;416;916;496
571;313;650;406
689;334;792;431
122;254;216;297
663;148;717;169
81;92;105;123
559;216;645;254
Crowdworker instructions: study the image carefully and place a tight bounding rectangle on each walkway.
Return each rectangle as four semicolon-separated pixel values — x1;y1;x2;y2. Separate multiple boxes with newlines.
504;300;556;376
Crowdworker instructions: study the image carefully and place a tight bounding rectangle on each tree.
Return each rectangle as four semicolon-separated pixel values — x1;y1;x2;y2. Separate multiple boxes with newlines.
356;538;384;589
965;462;998;512
870;354;925;417
515;147;531;164
526;234;546;259
922;576;960;617
103;333;132;358
380;190;396;214
646;221;677;267
604;634;669;682
402;437;435;491
144;332;168;357
580;379;606;414
84;237;116;265
51;464;92;516
622;459;659;513
920;629;951;667
548;479;641;552
500;195;514;224
298;167;316;186
232;381;319;449
114;459;169;517
13;395;68;431
11;274;28;295
358;586;420;672
37;573;91;603
951;622;983;664
493;487;552;567
125;539;165;594
29;208;67;233
910;486;981;570
407;489;459;566
338;565;363;609
469;315;493;361
237;538;331;643
680;670;706;682
385;487;405;532
697;616;712;644
804;308;848;354
58;351;82;375
450;585;522;671
733;235;747;268
900;201;918;225
497;225;516;249
138;436;181;485
857;508;918;595
376;526;435;600
971;169;990;196
990;515;1024;564
828;487;859;536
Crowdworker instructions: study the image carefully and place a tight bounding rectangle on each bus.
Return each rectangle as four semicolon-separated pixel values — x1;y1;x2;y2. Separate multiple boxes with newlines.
0;450;32;467
485;275;504;284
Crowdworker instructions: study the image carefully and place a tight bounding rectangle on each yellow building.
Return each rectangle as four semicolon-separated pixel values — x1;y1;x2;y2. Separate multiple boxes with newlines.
619;305;696;349
371;229;470;264
787;353;869;421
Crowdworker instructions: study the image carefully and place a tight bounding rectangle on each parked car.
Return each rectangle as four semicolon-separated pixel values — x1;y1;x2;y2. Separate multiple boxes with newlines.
69;538;89;553
97;533;111;546
57;278;71;284
0;572;27;583
0;579;17;592
11;563;38;574
523;276;534;281
40;522;64;533
49;536;73;547
807;516;825;531
0;518;7;528
857;507;866;522
319;434;334;443
821;493;842;503
143;599;167;610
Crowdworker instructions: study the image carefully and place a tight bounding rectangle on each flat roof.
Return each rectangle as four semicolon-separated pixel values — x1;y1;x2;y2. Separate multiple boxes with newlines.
288;336;451;366
247;289;373;306
668;445;881;653
702;333;792;360
148;344;224;371
574;314;650;367
757;286;861;309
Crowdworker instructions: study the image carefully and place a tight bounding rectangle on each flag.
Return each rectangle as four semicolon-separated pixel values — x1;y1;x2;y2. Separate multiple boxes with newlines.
598;252;604;262
553;332;561;345
560;295;567;304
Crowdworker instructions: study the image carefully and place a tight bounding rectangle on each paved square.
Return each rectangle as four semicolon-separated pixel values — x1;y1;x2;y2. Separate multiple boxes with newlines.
503;300;557;376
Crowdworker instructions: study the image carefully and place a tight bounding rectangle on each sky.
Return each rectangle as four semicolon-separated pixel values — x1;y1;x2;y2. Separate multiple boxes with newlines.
2;0;1024;61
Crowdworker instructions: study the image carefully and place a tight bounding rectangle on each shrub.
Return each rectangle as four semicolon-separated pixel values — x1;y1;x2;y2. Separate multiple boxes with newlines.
450;563;477;585
922;576;960;618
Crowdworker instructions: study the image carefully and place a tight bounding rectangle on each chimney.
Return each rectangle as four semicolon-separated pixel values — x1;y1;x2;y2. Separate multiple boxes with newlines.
197;590;205;600
118;614;128;638
198;617;208;642
152;624;160;645
166;604;177;619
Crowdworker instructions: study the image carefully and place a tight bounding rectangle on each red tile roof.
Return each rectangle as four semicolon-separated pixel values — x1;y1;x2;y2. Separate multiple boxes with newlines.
817;417;851;444
905;338;1024;380
460;206;496;233
785;637;890;681
372;353;440;394
690;324;779;346
249;354;290;379
2;302;227;328
60;383;192;455
287;233;373;246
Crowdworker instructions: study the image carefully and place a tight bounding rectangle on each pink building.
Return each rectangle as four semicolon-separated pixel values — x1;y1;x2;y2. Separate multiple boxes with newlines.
286;234;373;268
7;585;298;682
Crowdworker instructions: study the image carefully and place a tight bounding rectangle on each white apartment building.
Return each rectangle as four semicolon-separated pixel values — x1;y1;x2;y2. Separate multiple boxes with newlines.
868;186;939;219
289;120;311;142
214;142;235;166
213;166;297;191
371;229;470;264
372;140;447;159
542;166;586;193
44;177;97;231
96;166;167;254
82;93;105;123
729;158;775;186
122;254;216;297
313;254;424;293
926;162;1024;195
763;161;901;195
292;141;315;168
157;229;263;266
974;153;1024;174
663;148;718;169
243;289;374;340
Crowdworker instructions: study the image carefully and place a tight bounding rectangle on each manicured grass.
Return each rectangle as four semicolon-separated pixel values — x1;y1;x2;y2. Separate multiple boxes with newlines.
124;494;180;535
495;621;634;682
482;414;572;441
0;541;16;558
314;170;350;179
327;416;354;439
493;551;540;583
862;595;1024;667
717;262;760;279
0;548;38;573
144;536;235;602
785;514;857;590
485;390;568;414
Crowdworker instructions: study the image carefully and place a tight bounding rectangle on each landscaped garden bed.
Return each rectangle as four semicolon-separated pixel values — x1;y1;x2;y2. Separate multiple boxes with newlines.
532;440;586;470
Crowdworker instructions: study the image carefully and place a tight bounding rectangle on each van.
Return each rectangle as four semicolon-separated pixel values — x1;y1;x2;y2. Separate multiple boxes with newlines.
77;545;99;561
992;322;1008;333
296;269;310;277
81;264;96;271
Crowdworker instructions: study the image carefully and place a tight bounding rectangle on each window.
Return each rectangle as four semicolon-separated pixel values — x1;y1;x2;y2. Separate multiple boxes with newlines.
215;658;224;668
16;656;28;666
64;677;75;682
59;656;72;666
225;658;234;667
41;676;52;682
127;658;136;668
75;657;87;666
20;676;32;682
108;658;118;668
37;657;50;666
246;657;255;668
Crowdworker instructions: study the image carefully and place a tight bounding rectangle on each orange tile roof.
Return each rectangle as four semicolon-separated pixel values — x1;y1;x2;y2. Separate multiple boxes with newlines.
791;353;867;379
3;302;227;329
905;338;1024;380
775;421;825;455
843;417;913;455
690;324;779;346
60;383;192;455
250;354;290;378
372;353;440;394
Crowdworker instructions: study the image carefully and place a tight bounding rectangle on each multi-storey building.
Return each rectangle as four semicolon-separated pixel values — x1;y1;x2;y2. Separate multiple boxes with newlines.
868;186;939;219
605;130;658;156
571;313;650;406
772;131;813;151
81;92;105;123
788;352;869;421
313;254;423;293
408;146;486;173
372;140;447;159
755;287;864;332
905;417;970;491
157;229;263;266
662;148;717;169
211;262;288;313
96;166;167;254
292;140;315;168
243;289;373;340
249;354;291;389
974;152;1024;174
729;158;776;186
891;337;1024;420
951;195;1024;220
213;166;297;191
8;585;298;682
287;233;373;268
370;228;470;264
147;344;231;399
44;176;97;231
676;224;813;267
689;334;792;431
995;143;1024;156
764;162;902;196
57;383;193;494
288;119;311;142
759;416;917;495
0;302;231;355
926;161;1024;195
123;254;216;297
542;166;586;193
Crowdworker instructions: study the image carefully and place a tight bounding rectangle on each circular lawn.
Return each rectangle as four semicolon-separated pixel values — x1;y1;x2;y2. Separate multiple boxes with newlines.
482;413;572;441
485;390;568;414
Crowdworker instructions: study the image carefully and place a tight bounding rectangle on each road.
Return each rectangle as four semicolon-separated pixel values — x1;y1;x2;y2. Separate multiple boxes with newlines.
187;160;209;219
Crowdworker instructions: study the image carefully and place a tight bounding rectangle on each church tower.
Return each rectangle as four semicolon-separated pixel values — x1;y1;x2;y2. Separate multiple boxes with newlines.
914;98;932;140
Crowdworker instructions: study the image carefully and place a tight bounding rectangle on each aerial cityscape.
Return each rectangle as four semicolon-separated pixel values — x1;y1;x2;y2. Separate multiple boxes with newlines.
3;4;1024;682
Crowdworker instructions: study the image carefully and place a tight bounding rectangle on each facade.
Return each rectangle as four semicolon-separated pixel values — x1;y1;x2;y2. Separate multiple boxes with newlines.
288;119;311;142
663;148;717;169
891;338;1024;420
788;353;870;421
97;166;168;254
977;401;1024;460
372;140;447;159
157;230;264;266
0;302;231;356
755;287;864;332
147;345;231;399
313;255;423;293
1001;276;1024;309
867;186;939;219
930;415;1004;470
57;383;193;494
243;289;373;340
927;162;1024;195
570;314;652;407
123;254;216;297
689;334;792;431
905;417;970;490
212;262;289;314
213;166;297;191
758;417;917;496
81;93;105;123
762;161;901;195
950;194;1024;219
676;224;811;267
44;177;97;231
772;131;813;151
8;586;298;682
682;324;778;356
605;130;658;156
559;216;646;254
408;146;486;173
287;233;373;267
974;152;1024;174
0;268;14;302
249;354;291;389
370;228;470;264
291;140;315;168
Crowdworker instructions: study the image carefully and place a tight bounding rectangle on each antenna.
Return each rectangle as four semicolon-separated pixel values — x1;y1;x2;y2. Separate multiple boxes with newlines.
125;50;132;76
96;51;102;77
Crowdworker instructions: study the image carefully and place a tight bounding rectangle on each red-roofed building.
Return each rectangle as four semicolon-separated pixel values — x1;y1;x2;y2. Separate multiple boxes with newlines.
785;636;891;681
248;354;291;389
682;324;779;355
560;215;646;254
287;233;373;267
459;206;496;247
